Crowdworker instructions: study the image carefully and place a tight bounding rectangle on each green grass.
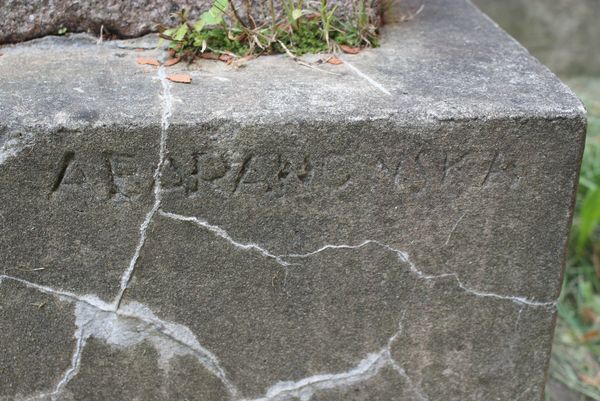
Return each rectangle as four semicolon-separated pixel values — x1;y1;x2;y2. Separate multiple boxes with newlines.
548;77;600;400
159;0;381;59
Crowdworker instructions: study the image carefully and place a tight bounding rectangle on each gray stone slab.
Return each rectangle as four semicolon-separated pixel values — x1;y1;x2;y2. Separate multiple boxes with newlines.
0;0;586;400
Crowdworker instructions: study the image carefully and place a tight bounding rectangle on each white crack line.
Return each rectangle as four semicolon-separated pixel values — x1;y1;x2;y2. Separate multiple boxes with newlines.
240;351;390;401
342;60;392;97
22;322;94;401
0;275;239;400
385;314;430;401
514;305;525;332
44;324;90;401
388;359;429;401
158;211;557;308
444;211;467;246
241;313;428;401
158;210;291;267
113;66;173;309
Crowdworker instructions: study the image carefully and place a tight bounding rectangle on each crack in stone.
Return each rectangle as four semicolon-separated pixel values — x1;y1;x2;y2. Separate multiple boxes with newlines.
240;314;429;401
158;211;557;308
388;359;429;401
342;60;392;97
240;350;391;401
53;324;87;397
4;275;423;401
158;210;292;267
0;274;239;400
384;312;430;401
444;211;467;246
114;66;173;310
20;324;88;401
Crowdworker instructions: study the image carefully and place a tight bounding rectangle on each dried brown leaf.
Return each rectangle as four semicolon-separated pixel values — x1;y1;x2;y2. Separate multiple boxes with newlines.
218;54;234;63
327;56;343;65
167;74;192;84
230;55;254;68
136;57;160;66
340;45;361;54
199;52;220;60
164;57;181;67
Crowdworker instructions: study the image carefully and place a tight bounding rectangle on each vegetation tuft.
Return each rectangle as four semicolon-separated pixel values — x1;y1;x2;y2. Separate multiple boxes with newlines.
158;0;382;59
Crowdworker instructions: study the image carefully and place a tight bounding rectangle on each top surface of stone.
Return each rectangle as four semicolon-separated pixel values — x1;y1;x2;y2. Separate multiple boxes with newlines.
0;0;584;132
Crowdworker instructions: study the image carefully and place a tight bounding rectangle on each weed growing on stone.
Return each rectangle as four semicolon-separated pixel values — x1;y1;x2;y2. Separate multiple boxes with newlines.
158;0;381;59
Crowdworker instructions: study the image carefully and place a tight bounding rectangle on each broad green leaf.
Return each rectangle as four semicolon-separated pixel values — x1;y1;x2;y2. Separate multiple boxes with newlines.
195;0;228;31
201;10;223;25
173;24;189;41
194;20;206;32
214;0;228;13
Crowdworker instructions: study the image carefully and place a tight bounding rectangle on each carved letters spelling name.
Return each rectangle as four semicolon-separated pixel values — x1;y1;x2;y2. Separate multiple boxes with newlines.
50;148;519;201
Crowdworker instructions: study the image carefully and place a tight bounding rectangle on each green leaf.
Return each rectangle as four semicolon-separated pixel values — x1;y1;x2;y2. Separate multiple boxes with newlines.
292;9;303;20
201;9;222;25
195;0;228;31
577;187;600;253
173;24;189;41
194;20;206;32
214;0;228;13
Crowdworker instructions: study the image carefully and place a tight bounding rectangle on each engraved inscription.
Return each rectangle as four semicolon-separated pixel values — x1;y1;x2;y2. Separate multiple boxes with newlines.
162;152;233;194
106;153;148;201
49;147;520;201
389;149;519;194
50;151;77;193
50;152;150;201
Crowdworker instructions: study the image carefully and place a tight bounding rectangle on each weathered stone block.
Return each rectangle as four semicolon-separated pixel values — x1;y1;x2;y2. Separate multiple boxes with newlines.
0;0;585;400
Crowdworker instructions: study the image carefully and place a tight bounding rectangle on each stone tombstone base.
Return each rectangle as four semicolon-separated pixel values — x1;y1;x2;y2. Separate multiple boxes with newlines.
0;0;585;400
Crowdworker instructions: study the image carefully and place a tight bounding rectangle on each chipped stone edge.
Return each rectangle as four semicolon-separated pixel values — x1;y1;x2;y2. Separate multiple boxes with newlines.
0;133;34;166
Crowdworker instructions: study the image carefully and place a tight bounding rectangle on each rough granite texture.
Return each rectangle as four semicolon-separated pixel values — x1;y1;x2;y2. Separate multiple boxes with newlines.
0;0;586;400
0;0;382;44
